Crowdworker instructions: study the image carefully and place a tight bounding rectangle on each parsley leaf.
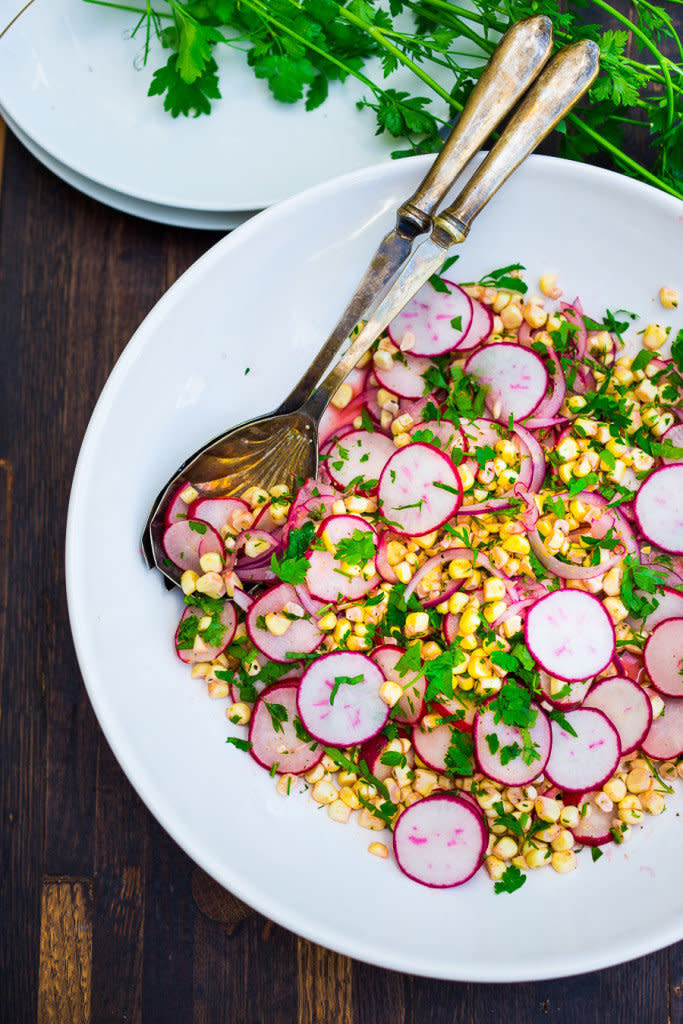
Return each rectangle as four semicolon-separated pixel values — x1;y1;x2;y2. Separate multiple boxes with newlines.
494;865;527;895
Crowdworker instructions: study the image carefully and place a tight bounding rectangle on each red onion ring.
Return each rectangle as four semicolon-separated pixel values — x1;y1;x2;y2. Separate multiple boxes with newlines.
403;546;504;604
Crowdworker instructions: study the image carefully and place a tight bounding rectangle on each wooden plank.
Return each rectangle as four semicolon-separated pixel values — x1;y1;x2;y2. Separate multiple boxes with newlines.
353;960;410;1024
37;878;93;1024
297;939;353;1024
670;941;683;1024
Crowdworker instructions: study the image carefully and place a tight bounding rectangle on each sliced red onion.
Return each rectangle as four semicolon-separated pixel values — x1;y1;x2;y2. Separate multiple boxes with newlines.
513;423;546;493
560;299;587;359
231;587;254;613
526;345;566;422
402;547;465;605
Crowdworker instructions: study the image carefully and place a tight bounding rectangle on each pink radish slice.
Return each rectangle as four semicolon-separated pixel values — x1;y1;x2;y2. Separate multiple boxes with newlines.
644;618;683;697
375;531;400;584
371;645;426;725
644;586;683;630
525;590;615;681
175;601;237;665
455;297;493;351
246;583;323;663
162;520;224;574
473;699;551;786
538;672;591;709
374;352;432;399
294;584;328;617
306;515;379;602
361;731;415;782
249;682;322;775
326;430;395;492
252;502;284;535
378;443;462;536
297;651;388;744
465;344;548;422
393;794;487;888
188;497;250;535
432;692;477;731
387;279;473;357
411;721;457;772
662;424;683;464
461;416;503;450
634;466;683;553
571;792;615;847
583;676;653;754
165;483;190;524
544;709;621;792
640;695;683;758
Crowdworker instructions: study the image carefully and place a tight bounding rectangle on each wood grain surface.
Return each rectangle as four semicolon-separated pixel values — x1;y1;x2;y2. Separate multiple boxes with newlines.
1;17;682;1018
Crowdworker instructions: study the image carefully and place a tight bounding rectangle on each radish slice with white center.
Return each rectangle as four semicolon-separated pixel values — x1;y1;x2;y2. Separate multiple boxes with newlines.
378;443;462;536
174;600;237;664
296;652;388;744
373;352;432;399
644;618;683;697
188;496;250;535
326;430;395;492
162;520;223;574
371;645;426;725
662;424;683;464
465;344;548;422
640;695;683;758
570;792;615;847
249;682;322;775
411;721;458;772
525;590;615;681
393;794;487;888
387;279;473;357
544;709;621;792
634;466;683;553
583;676;652;754
454;297;493;351
305;515;379;602
246;583;323;663
165;482;190;525
644;586;683;630
538;671;591;709
473;701;551;786
411;419;466;457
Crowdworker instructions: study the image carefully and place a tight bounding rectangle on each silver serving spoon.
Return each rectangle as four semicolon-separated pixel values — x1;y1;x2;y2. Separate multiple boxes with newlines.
144;36;598;587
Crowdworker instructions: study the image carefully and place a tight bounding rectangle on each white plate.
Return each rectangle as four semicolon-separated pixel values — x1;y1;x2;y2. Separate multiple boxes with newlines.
1;107;255;230
0;0;449;212
66;154;683;981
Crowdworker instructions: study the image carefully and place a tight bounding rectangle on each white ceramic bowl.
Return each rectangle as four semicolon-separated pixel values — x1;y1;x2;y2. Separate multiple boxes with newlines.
66;154;683;981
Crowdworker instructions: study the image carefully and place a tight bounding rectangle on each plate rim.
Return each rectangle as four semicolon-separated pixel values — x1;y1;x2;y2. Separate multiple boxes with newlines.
65;152;683;981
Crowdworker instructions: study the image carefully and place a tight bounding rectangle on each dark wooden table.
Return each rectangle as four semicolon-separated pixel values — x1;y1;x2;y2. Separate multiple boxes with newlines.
1;58;682;1021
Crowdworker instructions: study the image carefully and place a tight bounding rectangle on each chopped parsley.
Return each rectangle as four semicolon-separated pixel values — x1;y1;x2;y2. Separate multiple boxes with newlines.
494;864;527;895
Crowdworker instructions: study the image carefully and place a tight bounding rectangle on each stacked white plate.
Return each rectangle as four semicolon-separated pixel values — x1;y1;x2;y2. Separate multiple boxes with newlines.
0;0;450;228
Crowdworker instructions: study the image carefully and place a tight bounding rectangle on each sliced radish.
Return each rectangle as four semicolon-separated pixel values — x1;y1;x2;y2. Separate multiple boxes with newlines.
378;443;462;536
246;583;324;663
174;600;237;665
326;430;395;492
525;590;615;681
662;424;683;464
375;531;400;584
387;279;473;357
165;482;190;525
644;586;683;630
361;731;414;782
634;466;683;553
538;672;591;709
373;352;432;399
412;721;456;772
571;792;615;847
432;691;477;731
465;344;548;422
473;699;551;786
455;297;493;352
644;618;683;697
297;651;388;745
583;675;652;754
640;695;683;758
188;496;250;535
248;682;322;775
305;515;379;602
252;502;283;534
371;645;426;725
544;709;621;792
162;520;224;574
411;419;466;456
294;583;328;617
393;794;487;888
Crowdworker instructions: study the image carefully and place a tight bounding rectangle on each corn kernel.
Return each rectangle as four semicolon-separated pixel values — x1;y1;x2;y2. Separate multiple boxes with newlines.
535;796;561;823
633;379;658;403
339;785;361;809
550;828;574;853
333;619;352;644
459;607;481;635
448;558;472;580
368;841;388;858
199;551;223;574
603;596;628;624
524;842;551;869
181;569;199;595
500;303;523;330
501;534;530;556
379;680;403;707
373;349;394;371
405;611;430;638
559;805;580;829
642;323;668;350
626;768;651;794
312;780;338;805
551;850;577;874
318;612;337;633
395;561;413;584
618;794;643;824
602;777;627;803
305;763;325;784
331;383;354;410
534;823;561;843
358;808;385;830
640;789;665;815
458;464;476;491
346;634;370;651
448;591;469;615
265;612;291;636
539;273;561;298
659;286;678;309
493;836;518;860
227;702;251;726
558;462;575;485
393;432;412;449
277;774;300;797
483;601;507;624
485;855;506;881
328;799;352;823
196;572;226;599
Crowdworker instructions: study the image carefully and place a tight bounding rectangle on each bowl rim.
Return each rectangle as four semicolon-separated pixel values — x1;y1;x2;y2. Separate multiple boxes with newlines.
65;152;683;981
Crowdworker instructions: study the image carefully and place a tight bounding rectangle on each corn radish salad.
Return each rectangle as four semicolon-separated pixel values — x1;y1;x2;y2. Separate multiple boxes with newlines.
163;264;683;893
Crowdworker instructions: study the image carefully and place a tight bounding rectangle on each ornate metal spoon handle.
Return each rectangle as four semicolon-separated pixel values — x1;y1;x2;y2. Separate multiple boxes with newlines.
275;15;552;414
304;39;600;418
